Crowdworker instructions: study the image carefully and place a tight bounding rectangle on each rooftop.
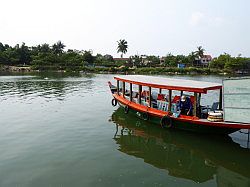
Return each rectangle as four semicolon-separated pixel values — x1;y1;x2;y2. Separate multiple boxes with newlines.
114;75;222;93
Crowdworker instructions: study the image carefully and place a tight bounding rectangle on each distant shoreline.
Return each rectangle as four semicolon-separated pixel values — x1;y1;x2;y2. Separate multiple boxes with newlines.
1;65;248;76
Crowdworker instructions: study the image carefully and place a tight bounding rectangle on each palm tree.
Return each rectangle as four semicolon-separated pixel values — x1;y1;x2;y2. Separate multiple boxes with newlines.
117;39;128;58
52;41;65;55
40;43;51;53
188;51;198;66
196;46;205;59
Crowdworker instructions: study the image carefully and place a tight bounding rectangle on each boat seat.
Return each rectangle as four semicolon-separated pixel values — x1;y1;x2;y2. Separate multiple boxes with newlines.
141;100;149;107
157;100;168;111
200;102;219;118
133;98;138;103
211;102;219;111
125;96;130;100
132;92;138;98
123;89;131;96
152;100;158;108
202;102;219;112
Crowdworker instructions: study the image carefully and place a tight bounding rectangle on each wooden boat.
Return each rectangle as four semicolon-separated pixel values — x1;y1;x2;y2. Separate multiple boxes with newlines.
108;75;250;134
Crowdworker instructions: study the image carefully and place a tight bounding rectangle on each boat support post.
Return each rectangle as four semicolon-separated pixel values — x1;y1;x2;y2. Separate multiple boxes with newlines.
219;88;222;110
130;83;132;101
194;92;197;117
122;81;125;98
139;85;142;104
149;86;152;107
168;90;172;112
198;93;201;104
180;91;183;96
117;80;119;95
248;130;250;149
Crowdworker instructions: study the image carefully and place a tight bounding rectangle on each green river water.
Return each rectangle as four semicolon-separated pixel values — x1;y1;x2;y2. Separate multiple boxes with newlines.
0;73;249;187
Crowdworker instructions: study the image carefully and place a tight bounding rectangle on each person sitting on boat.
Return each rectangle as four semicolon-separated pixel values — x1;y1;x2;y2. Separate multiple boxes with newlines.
179;95;193;116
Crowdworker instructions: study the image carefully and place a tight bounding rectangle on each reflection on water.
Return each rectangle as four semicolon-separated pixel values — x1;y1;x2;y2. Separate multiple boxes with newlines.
1;73;250;187
0;73;116;187
111;107;250;186
0;74;95;102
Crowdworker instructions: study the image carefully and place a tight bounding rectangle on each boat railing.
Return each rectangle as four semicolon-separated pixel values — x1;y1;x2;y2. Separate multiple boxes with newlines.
124;93;179;113
115;82;205;117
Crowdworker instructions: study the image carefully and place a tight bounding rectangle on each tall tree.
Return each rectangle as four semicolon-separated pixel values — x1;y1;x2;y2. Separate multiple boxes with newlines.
117;39;128;58
82;50;94;64
40;43;51;53
164;53;177;67
196;46;205;59
188;51;198;66
0;42;5;52
18;42;31;65
209;53;230;69
52;41;65;55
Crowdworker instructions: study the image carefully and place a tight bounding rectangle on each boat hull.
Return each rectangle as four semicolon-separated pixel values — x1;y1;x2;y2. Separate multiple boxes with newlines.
118;102;238;134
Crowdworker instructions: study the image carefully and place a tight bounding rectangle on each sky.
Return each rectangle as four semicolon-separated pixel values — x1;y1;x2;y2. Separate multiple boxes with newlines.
1;0;250;57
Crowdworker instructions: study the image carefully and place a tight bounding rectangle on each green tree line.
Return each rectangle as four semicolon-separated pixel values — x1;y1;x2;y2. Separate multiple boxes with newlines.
0;41;249;73
209;53;250;72
0;41;114;71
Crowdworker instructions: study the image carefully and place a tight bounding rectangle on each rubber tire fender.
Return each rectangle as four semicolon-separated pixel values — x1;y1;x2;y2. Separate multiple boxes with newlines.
111;98;117;107
160;115;172;128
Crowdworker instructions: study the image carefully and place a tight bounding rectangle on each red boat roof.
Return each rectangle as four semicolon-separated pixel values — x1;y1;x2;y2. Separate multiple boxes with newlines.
114;75;222;93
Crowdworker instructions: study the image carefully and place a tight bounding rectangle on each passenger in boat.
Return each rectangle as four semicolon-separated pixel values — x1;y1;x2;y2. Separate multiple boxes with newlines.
179;95;193;116
157;94;165;101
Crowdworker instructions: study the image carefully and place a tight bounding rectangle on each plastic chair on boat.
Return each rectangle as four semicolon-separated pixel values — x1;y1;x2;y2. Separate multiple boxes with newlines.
208;102;219;112
200;102;219;118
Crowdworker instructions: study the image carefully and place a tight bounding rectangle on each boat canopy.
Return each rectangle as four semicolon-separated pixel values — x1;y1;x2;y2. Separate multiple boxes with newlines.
114;75;222;93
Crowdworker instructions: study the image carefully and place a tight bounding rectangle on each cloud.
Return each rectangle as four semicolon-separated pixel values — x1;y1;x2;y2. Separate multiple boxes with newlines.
189;12;205;26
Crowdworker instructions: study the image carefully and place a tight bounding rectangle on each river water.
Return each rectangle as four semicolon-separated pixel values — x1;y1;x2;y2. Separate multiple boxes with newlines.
0;73;249;187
